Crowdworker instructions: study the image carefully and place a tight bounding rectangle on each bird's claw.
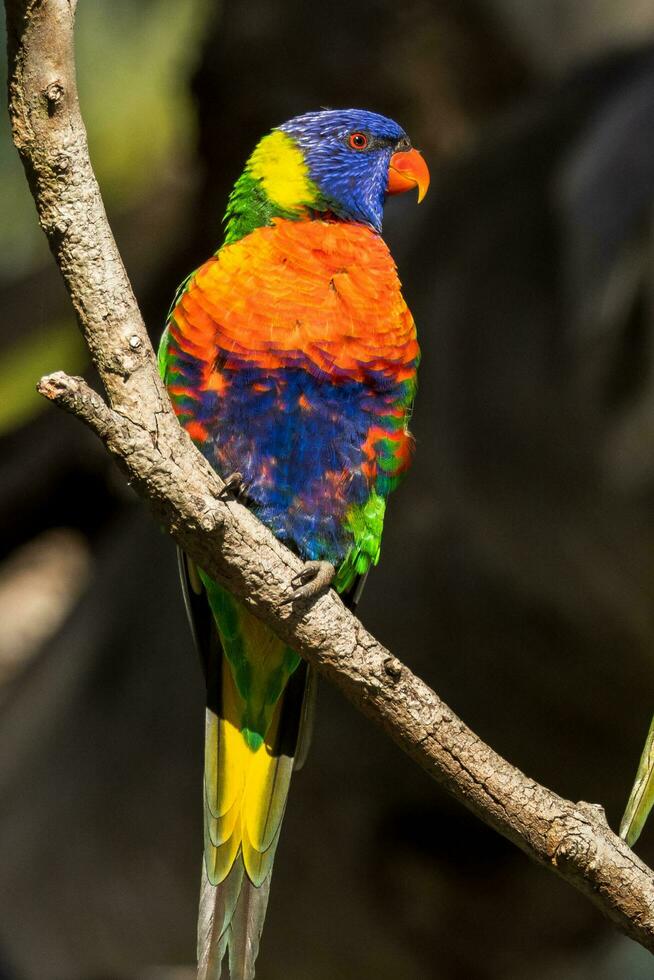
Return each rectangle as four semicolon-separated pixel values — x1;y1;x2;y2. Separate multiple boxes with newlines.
280;560;335;605
217;472;244;499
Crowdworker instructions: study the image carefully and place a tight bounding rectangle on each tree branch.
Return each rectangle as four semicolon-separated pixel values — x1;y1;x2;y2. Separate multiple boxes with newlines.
6;0;654;957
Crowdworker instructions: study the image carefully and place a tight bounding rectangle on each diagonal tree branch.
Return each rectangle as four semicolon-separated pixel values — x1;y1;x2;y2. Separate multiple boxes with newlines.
6;0;654;958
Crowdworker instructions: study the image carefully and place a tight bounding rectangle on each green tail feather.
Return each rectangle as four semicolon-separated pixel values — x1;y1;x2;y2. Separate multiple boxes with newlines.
620;713;654;846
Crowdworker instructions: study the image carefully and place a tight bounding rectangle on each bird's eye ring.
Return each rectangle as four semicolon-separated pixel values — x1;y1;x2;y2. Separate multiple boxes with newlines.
348;132;369;150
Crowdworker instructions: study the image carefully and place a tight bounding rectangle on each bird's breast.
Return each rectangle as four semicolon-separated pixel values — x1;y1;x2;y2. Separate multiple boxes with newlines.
166;217;419;564
170;217;418;388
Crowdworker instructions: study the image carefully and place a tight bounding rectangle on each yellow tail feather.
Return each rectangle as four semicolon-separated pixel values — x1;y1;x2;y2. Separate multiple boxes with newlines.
204;620;299;887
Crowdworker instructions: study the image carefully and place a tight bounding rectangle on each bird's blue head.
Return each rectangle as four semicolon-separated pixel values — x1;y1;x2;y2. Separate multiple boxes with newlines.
223;108;429;243
279;108;429;230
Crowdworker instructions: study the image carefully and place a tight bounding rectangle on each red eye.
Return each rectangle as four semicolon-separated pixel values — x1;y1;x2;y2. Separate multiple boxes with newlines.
348;132;369;150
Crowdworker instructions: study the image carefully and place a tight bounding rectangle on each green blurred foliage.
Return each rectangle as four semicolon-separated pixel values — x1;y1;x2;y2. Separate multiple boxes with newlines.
0;322;87;434
1;0;211;281
0;0;213;430
76;0;212;211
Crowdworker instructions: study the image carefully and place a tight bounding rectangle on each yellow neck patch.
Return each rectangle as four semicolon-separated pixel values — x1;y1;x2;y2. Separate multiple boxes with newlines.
247;130;316;211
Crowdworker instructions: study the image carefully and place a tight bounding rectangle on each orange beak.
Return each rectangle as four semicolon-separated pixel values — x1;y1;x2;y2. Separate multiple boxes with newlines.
387;147;430;203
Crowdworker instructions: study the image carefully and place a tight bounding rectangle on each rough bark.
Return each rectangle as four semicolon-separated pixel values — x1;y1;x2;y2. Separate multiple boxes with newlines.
5;0;654;958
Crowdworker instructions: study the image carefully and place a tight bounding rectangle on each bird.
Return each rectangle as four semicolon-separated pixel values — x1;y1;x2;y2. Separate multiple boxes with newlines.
158;108;429;980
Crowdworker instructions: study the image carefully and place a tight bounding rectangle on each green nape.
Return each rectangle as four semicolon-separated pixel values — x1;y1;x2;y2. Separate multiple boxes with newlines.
222;129;326;246
223;170;300;246
335;491;386;593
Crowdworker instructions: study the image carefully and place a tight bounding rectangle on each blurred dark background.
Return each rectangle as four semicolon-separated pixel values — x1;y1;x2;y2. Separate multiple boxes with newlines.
3;1;654;977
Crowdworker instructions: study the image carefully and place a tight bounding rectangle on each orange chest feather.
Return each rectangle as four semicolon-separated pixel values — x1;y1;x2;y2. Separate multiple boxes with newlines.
172;218;419;383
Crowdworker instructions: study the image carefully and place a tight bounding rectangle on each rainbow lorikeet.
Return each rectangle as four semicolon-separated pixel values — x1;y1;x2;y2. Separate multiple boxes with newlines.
158;108;429;979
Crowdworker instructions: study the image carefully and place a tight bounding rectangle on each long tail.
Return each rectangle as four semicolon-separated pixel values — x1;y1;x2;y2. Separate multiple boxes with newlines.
620;713;654;846
196;574;309;980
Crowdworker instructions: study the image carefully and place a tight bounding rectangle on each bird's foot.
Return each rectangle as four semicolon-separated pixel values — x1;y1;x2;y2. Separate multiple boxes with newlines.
280;560;335;605
217;472;244;499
